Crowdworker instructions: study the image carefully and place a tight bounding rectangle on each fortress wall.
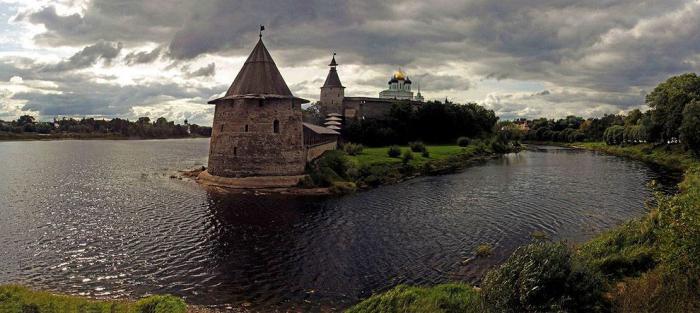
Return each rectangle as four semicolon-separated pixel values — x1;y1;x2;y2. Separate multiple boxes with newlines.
208;98;306;177
305;141;338;162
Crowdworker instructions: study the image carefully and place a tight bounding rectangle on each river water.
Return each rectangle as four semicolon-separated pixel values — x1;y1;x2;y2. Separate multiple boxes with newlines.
0;139;679;311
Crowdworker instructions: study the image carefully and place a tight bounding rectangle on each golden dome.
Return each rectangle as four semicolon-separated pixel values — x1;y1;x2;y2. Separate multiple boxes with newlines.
393;69;406;80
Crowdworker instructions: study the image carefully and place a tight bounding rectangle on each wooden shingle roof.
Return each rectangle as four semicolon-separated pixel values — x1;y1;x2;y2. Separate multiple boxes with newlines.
209;38;308;104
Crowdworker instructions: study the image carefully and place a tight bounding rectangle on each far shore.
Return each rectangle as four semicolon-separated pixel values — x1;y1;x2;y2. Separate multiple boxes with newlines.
0;132;210;142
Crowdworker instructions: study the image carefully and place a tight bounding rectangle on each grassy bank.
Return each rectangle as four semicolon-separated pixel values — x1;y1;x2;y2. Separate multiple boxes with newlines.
348;142;700;312
570;142;696;171
304;141;512;193
0;285;186;313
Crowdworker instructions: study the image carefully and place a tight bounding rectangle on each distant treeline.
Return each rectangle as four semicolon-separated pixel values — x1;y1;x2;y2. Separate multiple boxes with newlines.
343;100;499;146
0;116;212;139
503;73;700;155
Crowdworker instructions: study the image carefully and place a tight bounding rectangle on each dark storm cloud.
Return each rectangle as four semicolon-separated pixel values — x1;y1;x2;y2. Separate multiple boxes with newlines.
14;0;700;118
124;47;162;65
42;40;123;72
184;63;216;78
16;78;219;116
0;57;221;118
21;2;189;45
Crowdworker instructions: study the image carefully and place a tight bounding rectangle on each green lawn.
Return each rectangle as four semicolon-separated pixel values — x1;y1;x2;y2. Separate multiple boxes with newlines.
349;145;477;167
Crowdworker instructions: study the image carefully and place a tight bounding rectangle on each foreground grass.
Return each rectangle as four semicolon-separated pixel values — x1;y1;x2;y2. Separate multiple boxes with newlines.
346;284;484;313
349;142;700;312
574;143;700;312
0;285;186;313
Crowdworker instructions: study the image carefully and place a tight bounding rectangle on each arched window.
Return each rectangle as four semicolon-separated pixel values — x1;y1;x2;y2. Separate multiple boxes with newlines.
244;124;248;132
233;147;237;156
273;120;280;133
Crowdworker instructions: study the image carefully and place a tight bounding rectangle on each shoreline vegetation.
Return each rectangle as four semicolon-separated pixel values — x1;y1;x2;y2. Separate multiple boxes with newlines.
182;140;517;195
307;140;514;194
0;115;212;142
348;142;700;313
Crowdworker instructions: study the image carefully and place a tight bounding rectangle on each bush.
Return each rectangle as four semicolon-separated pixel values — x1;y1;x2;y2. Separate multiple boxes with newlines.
490;140;508;154
457;137;470;147
387;145;402;158
135;295;187;313
347;283;485;313
421;150;430;158
401;150;414;163
409;141;426;152
307;150;355;187
343;142;365;156
482;242;608;313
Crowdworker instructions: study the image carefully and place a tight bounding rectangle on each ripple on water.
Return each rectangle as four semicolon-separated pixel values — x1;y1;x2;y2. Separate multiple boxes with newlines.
0;141;680;310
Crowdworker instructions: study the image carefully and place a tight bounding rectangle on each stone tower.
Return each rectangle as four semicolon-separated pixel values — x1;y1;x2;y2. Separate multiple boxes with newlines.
206;36;309;178
319;54;345;116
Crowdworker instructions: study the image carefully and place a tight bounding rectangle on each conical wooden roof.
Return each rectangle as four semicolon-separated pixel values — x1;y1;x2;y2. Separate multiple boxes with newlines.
322;55;343;88
209;37;307;103
323;67;343;88
227;38;291;96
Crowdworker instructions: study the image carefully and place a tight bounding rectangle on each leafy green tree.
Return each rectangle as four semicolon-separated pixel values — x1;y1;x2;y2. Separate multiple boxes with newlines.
16;115;35;126
680;100;700;154
646;73;700;142
604;125;625;145
624;109;643;126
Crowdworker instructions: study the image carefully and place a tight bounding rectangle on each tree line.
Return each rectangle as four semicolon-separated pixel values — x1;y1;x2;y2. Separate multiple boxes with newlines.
505;73;700;154
0;115;212;139
342;100;499;146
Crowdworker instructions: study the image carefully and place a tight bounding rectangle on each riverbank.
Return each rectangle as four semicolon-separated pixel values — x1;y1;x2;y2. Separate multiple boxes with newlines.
182;142;512;195
303;142;510;193
0;131;210;141
348;142;700;312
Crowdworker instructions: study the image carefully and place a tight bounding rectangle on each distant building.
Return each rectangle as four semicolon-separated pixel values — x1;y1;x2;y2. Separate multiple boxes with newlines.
319;55;425;123
379;69;413;100
514;120;530;131
205;34;338;183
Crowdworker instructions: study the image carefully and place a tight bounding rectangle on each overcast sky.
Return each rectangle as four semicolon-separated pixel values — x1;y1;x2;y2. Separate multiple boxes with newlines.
1;0;699;125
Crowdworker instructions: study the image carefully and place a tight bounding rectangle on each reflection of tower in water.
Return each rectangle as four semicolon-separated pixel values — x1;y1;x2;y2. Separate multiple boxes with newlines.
203;191;343;309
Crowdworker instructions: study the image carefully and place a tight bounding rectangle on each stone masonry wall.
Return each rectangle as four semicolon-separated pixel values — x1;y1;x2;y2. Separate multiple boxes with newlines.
320;86;344;116
208;98;306;177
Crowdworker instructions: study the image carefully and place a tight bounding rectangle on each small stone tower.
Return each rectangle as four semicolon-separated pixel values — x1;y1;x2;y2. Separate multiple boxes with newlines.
206;36;309;178
319;54;345;116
